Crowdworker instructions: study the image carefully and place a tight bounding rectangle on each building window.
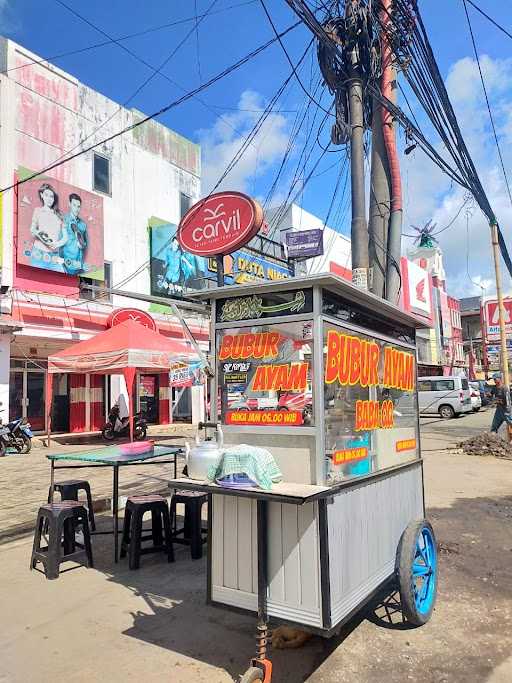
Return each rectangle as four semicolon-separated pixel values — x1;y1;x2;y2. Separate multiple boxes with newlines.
80;261;112;302
93;153;111;195
180;192;192;218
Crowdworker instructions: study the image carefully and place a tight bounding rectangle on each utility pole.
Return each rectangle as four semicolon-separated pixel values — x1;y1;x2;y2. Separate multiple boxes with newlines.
490;219;511;435
347;34;369;290
368;97;390;299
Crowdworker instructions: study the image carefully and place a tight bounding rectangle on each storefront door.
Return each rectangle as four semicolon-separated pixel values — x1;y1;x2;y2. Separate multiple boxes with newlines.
138;374;159;424
9;365;46;432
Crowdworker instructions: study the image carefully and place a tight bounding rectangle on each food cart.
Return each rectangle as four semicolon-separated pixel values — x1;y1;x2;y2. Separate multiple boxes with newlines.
170;274;438;682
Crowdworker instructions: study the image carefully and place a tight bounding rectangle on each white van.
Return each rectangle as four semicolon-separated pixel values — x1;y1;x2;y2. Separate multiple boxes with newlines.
417;376;472;419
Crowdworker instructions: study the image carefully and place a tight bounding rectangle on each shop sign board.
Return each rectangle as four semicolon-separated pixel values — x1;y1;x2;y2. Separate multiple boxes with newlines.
178;191;264;256
107;308;156;331
149;216;290;301
485;299;512;340
217;289;313;322
17;174;104;278
286;229;323;259
400;257;434;324
169;362;202;388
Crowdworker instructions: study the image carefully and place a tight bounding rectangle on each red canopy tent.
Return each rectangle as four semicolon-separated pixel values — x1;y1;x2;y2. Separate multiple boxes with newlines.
47;319;202;441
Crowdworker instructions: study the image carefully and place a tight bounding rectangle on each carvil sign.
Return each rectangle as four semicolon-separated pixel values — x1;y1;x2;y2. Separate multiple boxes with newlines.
177;191;264;256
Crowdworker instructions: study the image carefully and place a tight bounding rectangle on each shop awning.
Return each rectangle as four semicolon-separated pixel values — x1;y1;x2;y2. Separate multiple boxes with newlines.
48;318;199;374
46;319;203;441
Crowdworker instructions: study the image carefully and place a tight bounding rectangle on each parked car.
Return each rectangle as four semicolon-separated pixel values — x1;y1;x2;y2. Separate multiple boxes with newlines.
417;376;472;419
469;382;482;412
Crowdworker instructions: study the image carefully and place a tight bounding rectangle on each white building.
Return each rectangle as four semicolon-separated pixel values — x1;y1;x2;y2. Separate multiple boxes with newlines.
0;37;208;431
266;203;352;279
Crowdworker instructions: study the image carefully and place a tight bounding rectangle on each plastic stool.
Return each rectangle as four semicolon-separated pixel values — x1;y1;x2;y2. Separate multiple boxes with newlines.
170;491;208;560
48;479;96;531
120;495;174;570
30;501;93;580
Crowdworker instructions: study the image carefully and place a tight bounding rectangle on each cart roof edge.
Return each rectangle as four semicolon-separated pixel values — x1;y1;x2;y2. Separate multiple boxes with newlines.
187;273;431;329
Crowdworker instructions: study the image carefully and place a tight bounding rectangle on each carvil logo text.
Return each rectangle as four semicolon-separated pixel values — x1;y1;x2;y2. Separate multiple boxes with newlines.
325;330;415;391
193;203;241;243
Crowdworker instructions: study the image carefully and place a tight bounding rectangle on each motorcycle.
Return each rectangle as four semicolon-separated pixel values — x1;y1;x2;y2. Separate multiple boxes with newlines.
0;412;33;456
101;404;147;441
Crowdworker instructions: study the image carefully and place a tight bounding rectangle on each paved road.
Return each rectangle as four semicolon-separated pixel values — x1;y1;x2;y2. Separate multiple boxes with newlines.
1;412;511;682
420;404;495;447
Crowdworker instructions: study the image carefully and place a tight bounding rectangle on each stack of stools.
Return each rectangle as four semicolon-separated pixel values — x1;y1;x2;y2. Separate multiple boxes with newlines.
120;495;174;570
30;501;94;579
170;491;208;560
47;479;96;531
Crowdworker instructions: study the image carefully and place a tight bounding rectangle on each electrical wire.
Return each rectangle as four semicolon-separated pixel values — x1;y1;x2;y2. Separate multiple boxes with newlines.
462;0;512;211
259;0;335;117
465;0;512;43
3;1;259;75
194;0;203;83
33;35;312;310
50;0;219;174
0;20;302;195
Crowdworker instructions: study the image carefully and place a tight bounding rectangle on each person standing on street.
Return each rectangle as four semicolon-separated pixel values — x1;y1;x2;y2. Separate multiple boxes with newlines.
490;374;512;433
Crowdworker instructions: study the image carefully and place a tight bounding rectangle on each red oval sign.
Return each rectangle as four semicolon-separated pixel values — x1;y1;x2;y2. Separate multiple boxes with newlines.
177;191;264;256
106;308;157;331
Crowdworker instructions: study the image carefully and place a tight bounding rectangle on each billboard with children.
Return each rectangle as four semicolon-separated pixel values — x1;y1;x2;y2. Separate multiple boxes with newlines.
17;175;104;278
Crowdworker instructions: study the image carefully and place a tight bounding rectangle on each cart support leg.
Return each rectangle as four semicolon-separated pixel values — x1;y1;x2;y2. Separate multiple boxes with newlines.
250;499;272;681
113;465;119;563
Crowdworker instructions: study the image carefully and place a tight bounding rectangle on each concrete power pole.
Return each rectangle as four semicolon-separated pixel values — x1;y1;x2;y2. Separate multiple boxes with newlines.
368;98;391;299
347;34;369;290
490;220;511;434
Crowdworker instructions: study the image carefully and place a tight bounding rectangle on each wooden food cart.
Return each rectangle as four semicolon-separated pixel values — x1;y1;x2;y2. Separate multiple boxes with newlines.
171;274;438;682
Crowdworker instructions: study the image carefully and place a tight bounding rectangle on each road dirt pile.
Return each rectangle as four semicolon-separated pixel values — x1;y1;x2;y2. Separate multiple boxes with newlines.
456;432;512;459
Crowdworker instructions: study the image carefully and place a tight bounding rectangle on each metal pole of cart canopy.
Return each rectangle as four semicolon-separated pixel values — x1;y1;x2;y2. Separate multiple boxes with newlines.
216;255;224;287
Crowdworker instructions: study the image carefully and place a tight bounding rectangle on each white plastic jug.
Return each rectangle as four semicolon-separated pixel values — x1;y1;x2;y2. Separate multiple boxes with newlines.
185;424;223;481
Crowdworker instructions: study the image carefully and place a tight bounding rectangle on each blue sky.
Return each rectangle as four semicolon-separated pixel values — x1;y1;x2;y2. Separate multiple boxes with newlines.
3;0;512;295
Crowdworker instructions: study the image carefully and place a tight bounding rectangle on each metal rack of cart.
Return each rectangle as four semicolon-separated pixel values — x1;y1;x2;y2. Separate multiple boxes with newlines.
171;274;438;682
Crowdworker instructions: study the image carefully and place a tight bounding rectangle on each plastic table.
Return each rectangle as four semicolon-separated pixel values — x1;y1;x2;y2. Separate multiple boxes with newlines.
47;445;182;562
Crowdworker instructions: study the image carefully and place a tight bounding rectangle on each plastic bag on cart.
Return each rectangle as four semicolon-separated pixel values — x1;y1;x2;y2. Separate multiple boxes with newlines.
207;444;282;491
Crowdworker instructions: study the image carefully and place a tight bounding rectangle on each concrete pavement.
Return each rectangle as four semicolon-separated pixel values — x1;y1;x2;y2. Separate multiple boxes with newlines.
0;424;195;542
0;411;511;682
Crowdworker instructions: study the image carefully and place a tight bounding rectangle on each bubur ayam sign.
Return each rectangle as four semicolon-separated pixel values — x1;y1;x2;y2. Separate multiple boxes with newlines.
178;191;264;256
325;330;415;432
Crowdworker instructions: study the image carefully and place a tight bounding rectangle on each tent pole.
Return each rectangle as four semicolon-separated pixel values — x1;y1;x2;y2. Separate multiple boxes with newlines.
46;372;53;448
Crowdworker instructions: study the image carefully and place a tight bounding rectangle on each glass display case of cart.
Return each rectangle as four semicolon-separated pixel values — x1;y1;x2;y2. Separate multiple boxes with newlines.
217;320;314;428
323;323;420;486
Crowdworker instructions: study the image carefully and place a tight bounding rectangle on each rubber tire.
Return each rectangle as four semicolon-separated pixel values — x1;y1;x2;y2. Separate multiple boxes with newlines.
0;440;5;457
397;519;438;627
20;434;32;454
473;407;480;412
102;426;116;441
240;667;263;683
439;404;455;420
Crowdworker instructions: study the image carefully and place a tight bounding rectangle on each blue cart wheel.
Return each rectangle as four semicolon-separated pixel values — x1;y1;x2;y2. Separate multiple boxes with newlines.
397;520;438;626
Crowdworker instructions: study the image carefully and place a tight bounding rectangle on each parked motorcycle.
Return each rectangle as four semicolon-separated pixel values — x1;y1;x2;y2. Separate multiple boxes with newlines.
0;412;33;456
101;404;147;441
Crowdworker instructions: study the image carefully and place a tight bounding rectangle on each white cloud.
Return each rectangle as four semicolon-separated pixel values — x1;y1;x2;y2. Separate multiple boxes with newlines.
402;54;512;299
198;90;291;195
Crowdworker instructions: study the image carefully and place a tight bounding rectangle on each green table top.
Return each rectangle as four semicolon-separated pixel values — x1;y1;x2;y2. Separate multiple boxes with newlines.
47;444;182;465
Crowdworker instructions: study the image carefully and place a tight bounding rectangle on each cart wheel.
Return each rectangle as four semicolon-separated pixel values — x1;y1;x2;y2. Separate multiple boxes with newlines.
240;666;263;682
397;520;438;626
